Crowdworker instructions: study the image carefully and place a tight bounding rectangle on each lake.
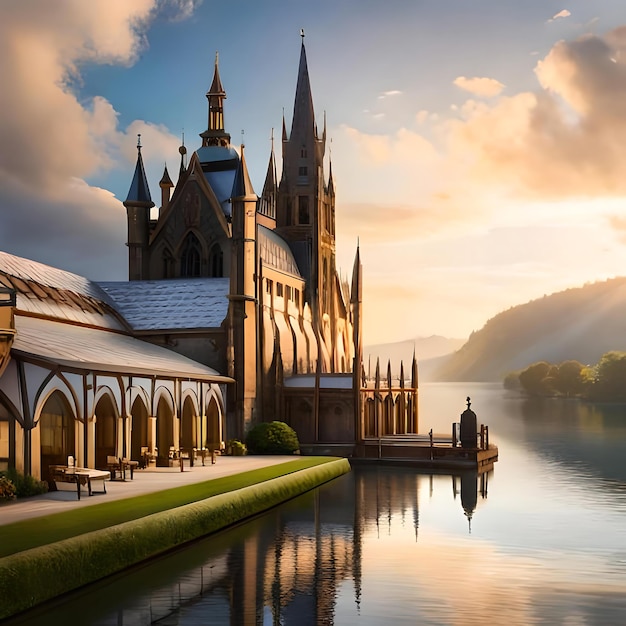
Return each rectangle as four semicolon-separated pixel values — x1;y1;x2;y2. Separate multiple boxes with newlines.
7;382;626;625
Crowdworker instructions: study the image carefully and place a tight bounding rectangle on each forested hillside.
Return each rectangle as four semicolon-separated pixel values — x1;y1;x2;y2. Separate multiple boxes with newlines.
364;335;465;377
434;278;626;381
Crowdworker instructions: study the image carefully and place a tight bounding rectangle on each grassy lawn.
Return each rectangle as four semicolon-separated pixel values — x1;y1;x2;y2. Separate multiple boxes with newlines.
0;457;336;559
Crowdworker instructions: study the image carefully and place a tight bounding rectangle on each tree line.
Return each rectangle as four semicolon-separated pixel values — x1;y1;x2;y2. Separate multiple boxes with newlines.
504;351;626;402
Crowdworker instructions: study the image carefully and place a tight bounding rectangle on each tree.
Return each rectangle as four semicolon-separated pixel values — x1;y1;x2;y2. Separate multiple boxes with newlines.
553;360;586;397
503;371;521;390
518;361;553;396
588;351;626;401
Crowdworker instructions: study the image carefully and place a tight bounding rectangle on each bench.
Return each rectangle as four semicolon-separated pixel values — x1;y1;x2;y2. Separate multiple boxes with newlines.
50;466;110;500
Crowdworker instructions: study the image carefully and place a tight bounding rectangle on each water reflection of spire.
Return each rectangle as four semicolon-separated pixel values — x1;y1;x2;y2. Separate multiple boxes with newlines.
460;472;479;535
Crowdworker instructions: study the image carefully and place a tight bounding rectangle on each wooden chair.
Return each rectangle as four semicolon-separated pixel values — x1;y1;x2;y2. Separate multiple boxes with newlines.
121;458;139;479
106;455;124;481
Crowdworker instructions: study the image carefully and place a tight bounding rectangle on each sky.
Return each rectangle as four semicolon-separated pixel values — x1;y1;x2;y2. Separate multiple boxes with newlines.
1;0;626;345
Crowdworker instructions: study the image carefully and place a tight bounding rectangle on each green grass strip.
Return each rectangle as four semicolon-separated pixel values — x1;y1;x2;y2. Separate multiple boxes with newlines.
0;458;350;620
0;457;336;558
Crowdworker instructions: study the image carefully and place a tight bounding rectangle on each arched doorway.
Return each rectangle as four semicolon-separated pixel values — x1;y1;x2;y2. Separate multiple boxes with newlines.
94;394;117;469
206;397;221;451
130;396;148;462
180;396;197;454
39;391;75;481
156;395;174;465
0;398;16;472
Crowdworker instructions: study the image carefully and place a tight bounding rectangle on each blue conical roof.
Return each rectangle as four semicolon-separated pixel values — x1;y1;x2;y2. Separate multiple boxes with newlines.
125;144;153;205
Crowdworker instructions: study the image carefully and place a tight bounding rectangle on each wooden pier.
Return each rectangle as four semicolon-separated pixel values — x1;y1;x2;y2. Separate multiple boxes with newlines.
352;433;499;473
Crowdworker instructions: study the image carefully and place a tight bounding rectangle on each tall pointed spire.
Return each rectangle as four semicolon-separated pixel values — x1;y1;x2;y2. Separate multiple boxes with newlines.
125;135;154;205
200;52;230;147
259;129;277;220
290;35;316;138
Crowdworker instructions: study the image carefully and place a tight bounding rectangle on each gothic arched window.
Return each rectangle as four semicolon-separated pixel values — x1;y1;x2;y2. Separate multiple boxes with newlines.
209;244;223;277
180;232;202;277
162;248;174;279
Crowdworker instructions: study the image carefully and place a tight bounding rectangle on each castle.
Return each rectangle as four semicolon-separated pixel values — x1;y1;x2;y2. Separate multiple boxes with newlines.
0;39;418;479
109;39;364;450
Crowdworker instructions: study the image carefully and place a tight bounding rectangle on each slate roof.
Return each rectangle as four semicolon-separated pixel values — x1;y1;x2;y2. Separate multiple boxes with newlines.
12;316;231;382
98;278;230;331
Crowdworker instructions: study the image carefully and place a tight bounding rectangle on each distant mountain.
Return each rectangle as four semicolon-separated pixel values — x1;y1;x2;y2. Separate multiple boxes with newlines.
433;277;626;382
364;335;466;377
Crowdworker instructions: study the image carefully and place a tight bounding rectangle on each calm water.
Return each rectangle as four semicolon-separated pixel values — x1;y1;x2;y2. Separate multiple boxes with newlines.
8;383;626;625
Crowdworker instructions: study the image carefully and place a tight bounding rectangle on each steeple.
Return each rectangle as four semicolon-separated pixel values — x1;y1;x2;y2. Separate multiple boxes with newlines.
125;136;153;205
276;33;332;324
200;52;230;148
124;135;154;281
290;35;316;139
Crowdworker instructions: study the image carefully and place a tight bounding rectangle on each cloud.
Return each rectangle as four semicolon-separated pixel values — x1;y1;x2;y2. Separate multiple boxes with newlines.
445;28;626;199
378;90;402;99
453;76;505;98
548;9;571;23
0;1;191;280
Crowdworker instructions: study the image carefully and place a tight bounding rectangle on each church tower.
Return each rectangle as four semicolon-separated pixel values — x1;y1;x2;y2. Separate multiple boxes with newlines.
200;53;230;148
124;137;154;281
276;36;336;332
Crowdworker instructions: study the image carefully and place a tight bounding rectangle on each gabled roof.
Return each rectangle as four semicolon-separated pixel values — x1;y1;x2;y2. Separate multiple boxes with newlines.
150;152;232;244
99;278;229;331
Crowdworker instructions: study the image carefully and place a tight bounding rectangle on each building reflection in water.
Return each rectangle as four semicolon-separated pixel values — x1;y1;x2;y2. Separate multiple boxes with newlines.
8;467;490;626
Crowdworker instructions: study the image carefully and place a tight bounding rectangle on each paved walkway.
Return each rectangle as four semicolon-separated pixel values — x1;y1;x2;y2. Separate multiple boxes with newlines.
0;456;296;527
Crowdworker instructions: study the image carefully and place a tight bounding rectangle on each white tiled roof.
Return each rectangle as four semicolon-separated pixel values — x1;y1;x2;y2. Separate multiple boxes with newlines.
98;278;229;331
0;251;125;330
12;316;232;382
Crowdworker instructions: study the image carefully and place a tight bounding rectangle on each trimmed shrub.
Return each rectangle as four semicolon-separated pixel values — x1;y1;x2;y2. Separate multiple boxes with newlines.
246;421;299;455
0;458;350;620
1;468;48;498
0;476;16;501
227;439;247;456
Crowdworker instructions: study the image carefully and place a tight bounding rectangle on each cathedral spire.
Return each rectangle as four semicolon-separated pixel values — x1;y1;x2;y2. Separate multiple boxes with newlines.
290;35;316;139
200;52;230;147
